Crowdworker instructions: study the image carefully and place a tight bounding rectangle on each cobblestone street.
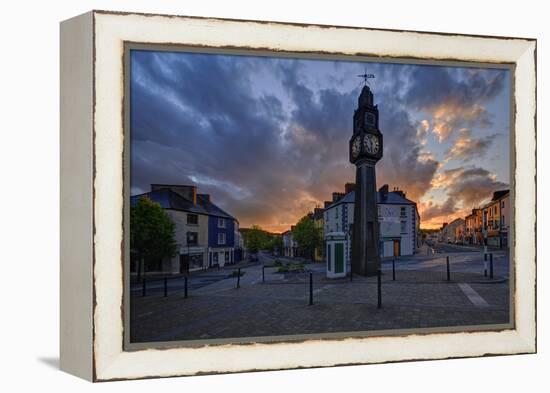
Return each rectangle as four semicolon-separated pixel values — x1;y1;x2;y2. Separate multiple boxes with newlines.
130;251;511;343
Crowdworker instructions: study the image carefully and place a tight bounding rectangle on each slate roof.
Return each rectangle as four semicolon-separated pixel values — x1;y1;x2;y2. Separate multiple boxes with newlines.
491;189;510;201
130;188;236;220
326;190;416;210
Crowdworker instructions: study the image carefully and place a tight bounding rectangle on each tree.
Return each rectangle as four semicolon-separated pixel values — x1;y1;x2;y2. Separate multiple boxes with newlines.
131;196;178;280
292;215;322;261
269;236;284;255
244;225;269;253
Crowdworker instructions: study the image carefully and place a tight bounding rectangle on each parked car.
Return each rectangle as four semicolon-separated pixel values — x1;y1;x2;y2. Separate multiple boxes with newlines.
248;252;259;262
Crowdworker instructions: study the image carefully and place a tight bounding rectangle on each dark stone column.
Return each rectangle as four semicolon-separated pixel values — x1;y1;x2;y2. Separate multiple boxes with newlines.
352;159;381;276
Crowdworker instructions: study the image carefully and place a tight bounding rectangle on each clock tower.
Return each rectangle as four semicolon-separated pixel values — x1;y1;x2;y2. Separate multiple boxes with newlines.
349;83;383;276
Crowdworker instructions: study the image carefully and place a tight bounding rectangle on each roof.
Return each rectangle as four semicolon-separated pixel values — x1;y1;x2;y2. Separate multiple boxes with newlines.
491;189;510;201
130;188;236;220
325;190;416;210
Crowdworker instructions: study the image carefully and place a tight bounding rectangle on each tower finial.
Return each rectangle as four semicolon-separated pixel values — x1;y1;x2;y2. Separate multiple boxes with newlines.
357;69;375;86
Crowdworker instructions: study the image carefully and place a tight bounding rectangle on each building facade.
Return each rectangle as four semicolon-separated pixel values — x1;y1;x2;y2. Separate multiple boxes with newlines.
443;218;465;244
130;184;243;273
482;190;510;247
323;184;420;274
282;227;298;258
464;208;484;245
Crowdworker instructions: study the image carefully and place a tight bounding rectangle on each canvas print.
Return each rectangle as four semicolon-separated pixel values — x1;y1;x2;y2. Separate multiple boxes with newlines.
127;48;512;345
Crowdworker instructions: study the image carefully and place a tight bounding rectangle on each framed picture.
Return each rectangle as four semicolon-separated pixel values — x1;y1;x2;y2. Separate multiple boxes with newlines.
60;10;536;381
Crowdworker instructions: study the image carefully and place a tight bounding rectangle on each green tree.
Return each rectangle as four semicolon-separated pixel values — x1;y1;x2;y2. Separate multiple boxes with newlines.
244;225;268;253
269;235;284;254
292;215;322;261
131;196;178;280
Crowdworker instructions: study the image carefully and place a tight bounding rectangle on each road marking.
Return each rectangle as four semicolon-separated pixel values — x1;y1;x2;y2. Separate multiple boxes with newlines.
458;283;489;308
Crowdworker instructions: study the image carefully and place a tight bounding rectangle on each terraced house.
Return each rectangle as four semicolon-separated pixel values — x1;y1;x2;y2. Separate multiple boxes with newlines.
323;183;420;274
482;190;510;248
130;184;243;274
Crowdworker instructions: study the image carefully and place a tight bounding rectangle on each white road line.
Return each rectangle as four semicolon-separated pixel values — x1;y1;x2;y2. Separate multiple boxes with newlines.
458;283;490;308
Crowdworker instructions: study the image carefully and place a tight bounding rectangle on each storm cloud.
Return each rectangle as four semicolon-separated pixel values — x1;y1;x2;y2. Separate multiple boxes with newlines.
130;50;510;231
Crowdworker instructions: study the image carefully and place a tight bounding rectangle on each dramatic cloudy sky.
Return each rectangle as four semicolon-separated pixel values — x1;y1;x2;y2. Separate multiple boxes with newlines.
130;49;510;231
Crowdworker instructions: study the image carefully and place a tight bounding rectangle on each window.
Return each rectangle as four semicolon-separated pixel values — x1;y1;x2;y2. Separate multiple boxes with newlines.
400;220;407;233
336;222;339;232
400;207;407;217
187;213;198;225
218;218;226;228
186;231;198;246
335;206;339;219
501;200;505;208
502;216;505;226
218;233;226;245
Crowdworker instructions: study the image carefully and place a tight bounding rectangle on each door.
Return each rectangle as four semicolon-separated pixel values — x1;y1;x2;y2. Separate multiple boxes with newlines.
179;254;189;274
393;240;400;257
327;244;332;272
335;243;344;274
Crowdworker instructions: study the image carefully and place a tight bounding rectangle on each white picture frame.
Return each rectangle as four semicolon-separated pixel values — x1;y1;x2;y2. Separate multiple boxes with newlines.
60;10;536;381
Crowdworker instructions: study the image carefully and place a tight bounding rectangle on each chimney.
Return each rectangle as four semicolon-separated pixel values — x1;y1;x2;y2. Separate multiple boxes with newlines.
324;201;332;209
344;182;356;194
394;190;405;198
379;184;389;199
332;192;345;202
198;193;210;203
391;186;405;198
152;184;197;204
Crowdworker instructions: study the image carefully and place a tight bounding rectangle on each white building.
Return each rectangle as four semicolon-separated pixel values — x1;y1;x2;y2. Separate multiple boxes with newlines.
323;184;420;274
282;227;298;257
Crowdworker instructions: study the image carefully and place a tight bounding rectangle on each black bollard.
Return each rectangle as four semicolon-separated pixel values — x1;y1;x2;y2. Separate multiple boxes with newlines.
237;268;241;288
392;259;396;281
142;279;146;297
309;272;313;306
490;253;494;279
184;276;188;298
262;265;265;284
377;269;382;309
164;277;168;297
446;256;451;281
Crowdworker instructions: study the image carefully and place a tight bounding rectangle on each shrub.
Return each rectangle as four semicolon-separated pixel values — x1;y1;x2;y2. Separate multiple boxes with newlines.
277;265;289;273
229;270;245;277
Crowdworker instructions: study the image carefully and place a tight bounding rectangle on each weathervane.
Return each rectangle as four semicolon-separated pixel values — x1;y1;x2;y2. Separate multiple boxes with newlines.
357;69;375;86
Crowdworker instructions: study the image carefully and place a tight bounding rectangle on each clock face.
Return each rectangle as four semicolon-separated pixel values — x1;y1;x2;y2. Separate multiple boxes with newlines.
363;134;380;155
364;113;375;127
351;136;362;158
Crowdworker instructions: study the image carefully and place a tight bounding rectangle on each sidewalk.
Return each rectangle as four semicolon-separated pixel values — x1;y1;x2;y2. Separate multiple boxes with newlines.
130;255;510;343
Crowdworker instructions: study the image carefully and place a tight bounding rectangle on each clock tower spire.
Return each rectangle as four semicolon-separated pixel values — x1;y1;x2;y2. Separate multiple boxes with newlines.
349;80;383;276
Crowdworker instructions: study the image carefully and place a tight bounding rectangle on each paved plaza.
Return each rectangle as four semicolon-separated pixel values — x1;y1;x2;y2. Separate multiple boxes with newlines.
130;247;510;343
